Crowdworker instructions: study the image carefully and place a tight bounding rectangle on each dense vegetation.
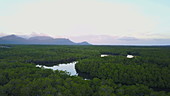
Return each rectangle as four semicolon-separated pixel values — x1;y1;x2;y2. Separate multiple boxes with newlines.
0;45;170;96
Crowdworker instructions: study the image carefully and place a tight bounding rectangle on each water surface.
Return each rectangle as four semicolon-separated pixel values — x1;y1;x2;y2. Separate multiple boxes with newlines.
36;61;78;76
101;54;109;57
127;55;134;58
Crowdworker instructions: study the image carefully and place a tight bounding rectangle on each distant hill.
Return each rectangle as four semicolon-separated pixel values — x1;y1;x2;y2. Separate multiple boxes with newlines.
0;35;91;45
0;35;27;44
77;41;91;45
29;36;54;40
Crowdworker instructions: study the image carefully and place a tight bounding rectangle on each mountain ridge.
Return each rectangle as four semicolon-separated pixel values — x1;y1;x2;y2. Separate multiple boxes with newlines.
0;35;91;45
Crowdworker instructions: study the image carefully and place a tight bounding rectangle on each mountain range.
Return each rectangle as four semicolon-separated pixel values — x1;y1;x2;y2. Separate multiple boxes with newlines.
0;35;91;45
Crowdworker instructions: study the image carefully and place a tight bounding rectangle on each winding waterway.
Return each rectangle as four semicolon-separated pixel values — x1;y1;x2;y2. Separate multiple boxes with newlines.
36;54;134;79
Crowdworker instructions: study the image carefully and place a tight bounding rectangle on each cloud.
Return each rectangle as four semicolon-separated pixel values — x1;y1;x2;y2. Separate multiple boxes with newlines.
118;36;139;41
0;0;157;38
0;33;7;37
70;35;170;45
70;35;118;44
30;32;50;37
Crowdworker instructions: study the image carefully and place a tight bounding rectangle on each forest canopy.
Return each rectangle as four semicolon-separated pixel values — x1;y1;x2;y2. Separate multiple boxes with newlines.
0;45;170;96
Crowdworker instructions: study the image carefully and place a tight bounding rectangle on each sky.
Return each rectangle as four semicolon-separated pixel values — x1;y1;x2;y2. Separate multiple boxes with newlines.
0;0;170;45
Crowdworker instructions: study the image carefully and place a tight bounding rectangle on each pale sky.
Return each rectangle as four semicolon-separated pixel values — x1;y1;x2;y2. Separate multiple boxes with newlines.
0;0;170;45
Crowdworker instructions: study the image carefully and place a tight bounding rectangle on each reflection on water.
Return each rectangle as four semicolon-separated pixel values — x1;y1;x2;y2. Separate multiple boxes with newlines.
76;69;93;80
0;46;10;48
36;61;93;79
101;54;109;57
101;54;135;59
127;55;134;58
36;61;78;76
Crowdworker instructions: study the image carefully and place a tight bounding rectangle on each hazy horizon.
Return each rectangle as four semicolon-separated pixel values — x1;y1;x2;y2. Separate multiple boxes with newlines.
0;0;170;45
